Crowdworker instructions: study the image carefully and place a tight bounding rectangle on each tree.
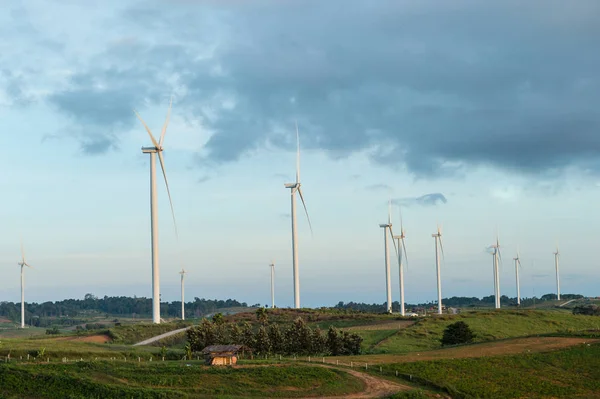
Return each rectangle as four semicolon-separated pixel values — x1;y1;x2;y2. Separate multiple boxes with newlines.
187;319;217;351
212;312;224;325
268;323;284;353
440;321;475;346
254;325;271;355
311;327;327;354
326;326;343;356
240;321;256;348
256;308;268;325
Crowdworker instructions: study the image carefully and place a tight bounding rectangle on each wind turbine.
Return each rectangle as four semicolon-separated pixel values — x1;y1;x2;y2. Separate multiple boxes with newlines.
393;207;408;316
135;98;178;324
17;240;33;329
432;225;444;314
513;251;522;306
490;235;502;309
284;123;313;309
270;261;275;309
554;247;561;301
179;268;186;320
379;200;398;314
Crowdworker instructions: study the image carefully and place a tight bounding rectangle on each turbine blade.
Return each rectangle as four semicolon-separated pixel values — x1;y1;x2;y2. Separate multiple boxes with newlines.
20;238;25;263
398;205;404;232
402;238;408;270
159;96;173;146
295;121;300;183
157;151;179;239
388;199;392;224
134;110;159;147
439;237;445;260
297;187;313;236
389;227;399;258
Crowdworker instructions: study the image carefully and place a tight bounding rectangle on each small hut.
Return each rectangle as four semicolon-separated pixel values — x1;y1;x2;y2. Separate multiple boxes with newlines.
201;345;250;366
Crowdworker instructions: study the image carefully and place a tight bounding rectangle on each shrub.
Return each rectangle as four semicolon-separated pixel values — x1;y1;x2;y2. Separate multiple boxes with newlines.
440;321;475;346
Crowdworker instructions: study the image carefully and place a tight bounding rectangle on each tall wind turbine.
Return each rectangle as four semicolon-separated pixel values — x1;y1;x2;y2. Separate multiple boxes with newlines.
513;251;522;306
17;240;32;329
270;261;275;308
284;123;313;309
554;247;561;300
179;268;186;320
490;236;502;309
135;98;178;324
393;207;408;316
432;225;444;314
379;200;398;313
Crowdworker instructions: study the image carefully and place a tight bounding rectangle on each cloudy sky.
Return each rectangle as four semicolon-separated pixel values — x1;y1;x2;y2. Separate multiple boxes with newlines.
1;0;599;307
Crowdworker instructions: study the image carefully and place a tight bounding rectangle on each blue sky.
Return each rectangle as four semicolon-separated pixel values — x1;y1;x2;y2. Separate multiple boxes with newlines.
1;1;599;307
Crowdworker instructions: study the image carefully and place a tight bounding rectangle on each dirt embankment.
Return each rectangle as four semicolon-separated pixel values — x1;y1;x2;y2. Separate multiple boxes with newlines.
53;334;112;343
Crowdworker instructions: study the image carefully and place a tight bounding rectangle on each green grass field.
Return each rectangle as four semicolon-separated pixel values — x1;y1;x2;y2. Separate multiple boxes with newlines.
379;342;600;398
0;362;365;398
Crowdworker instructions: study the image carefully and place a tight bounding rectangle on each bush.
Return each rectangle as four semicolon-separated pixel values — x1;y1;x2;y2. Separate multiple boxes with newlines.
440;321;475;346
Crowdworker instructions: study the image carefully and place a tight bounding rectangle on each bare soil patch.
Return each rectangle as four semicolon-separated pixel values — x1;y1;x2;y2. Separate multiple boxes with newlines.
343;321;415;331
53;334;111;343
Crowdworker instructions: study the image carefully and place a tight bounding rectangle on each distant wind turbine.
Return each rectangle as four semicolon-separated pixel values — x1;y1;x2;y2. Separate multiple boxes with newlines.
17;239;33;329
135;98;178;324
270;261;275;309
179;268;186;320
379;200;398;314
490;235;502;309
513;250;522;306
284;122;313;309
432;225;444;314
393;207;408;316
554;247;561;301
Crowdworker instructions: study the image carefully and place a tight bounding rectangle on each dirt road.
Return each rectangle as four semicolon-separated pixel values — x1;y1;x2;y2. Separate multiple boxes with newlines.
133;326;191;346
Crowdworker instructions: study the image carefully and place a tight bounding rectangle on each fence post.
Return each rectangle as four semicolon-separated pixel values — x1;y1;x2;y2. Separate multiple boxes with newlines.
350;361;353;368
336;360;339;365
308;356;311;362
138;357;141;362
396;370;398;377
380;366;382;373
163;357;165;362
27;354;29;360
322;357;325;363
365;363;368;370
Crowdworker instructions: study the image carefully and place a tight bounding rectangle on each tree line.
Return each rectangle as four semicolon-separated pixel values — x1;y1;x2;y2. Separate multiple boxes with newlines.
186;314;363;356
334;293;584;312
0;294;250;326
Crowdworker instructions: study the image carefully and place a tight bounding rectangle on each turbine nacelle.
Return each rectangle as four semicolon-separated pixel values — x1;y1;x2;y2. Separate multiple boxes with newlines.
285;182;300;189
142;146;164;153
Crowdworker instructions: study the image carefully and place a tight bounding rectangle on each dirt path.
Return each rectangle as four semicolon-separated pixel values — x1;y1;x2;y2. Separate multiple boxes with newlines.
54;334;111;343
300;364;410;399
336;336;600;365
133;326;191;346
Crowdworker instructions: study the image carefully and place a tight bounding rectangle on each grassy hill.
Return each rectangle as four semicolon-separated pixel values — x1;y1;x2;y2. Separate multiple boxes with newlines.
0;362;364;398
381;342;600;398
367;309;600;354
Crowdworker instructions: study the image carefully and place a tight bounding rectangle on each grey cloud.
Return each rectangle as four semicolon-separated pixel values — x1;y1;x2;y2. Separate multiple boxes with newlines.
394;193;447;207
13;1;600;178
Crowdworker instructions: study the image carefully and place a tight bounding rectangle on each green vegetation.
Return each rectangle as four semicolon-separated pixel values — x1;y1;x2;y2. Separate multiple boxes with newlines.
187;317;363;356
440;321;475;346
0;362;365;398
108;321;192;344
381;342;600;398
375;310;600;354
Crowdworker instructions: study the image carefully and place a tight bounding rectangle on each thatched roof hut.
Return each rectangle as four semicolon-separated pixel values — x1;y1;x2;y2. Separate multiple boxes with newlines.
201;345;251;365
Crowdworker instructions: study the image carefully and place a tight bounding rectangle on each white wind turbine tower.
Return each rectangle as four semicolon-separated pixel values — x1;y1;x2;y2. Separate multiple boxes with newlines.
553;247;561;301
284;123;313;309
490;235;502;309
270;261;275;308
135;98;178;324
431;225;445;315
179;268;186;320
379;200;398;314
393;207;408;316
17;240;33;329
513;250;522;306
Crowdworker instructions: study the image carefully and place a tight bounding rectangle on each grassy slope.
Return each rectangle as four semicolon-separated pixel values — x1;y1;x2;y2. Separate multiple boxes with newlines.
381;342;600;398
108;321;192;344
375;310;600;354
0;362;365;398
